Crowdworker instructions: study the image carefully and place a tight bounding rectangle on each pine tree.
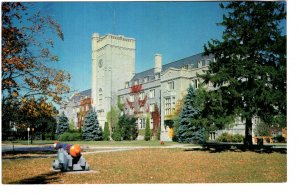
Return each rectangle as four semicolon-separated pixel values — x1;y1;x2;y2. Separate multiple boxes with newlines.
56;112;69;135
103;122;110;141
82;109;101;141
144;116;151;141
177;85;202;143
202;2;286;146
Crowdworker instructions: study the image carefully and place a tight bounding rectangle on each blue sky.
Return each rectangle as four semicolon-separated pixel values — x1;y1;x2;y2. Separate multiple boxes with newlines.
23;1;286;94
24;1;224;93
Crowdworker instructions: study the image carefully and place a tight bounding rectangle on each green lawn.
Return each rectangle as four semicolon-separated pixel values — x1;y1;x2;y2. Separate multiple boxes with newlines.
2;148;286;184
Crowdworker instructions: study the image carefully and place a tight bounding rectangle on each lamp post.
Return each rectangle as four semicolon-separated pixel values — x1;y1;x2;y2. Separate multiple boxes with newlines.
27;127;30;145
12;122;17;153
31;128;34;144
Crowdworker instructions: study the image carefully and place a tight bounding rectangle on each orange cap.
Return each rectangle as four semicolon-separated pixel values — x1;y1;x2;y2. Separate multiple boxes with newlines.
69;144;81;157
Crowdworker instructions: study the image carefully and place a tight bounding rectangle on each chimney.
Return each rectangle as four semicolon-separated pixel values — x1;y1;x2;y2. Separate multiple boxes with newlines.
154;54;162;73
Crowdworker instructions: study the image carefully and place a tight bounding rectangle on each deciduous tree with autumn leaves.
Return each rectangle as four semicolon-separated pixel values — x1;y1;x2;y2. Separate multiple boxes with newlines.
2;2;70;139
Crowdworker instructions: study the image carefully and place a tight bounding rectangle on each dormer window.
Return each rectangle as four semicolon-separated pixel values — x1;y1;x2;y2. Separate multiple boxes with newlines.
197;61;201;68
155;73;160;80
144;76;149;83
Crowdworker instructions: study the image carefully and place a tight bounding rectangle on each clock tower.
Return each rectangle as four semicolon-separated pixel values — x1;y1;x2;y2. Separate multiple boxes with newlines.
91;33;136;128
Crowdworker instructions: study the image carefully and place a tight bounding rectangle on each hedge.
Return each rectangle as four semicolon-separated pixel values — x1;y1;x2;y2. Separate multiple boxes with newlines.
58;132;82;141
216;132;244;143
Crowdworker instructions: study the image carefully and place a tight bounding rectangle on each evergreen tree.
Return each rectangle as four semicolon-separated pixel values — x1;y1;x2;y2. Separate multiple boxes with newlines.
202;2;286;146
56;112;69;135
193;83;234;143
82;109;101;141
144;116;151;141
177;85;203;143
118;114;138;140
103;122;110;141
112;125;122;141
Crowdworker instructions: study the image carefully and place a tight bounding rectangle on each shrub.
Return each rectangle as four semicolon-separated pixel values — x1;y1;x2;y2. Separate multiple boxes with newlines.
255;120;271;136
232;134;244;142
144;117;151;141
45;132;55;140
112;126;122;141
138;129;145;136
216;132;244;143
58;132;82;141
103;122;110;141
274;135;285;143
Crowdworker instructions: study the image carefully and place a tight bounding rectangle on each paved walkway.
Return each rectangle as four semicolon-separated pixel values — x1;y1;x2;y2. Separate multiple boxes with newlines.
1;142;286;160
1;143;201;160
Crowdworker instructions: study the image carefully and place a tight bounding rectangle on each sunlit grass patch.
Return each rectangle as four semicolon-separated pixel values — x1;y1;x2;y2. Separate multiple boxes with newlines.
2;148;286;184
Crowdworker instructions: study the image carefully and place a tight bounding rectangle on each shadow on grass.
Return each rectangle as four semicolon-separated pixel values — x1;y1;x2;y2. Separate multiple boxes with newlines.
8;171;62;184
2;150;57;160
184;143;287;154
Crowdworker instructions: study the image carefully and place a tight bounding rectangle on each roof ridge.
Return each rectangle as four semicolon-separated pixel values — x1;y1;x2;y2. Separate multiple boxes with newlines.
135;52;203;75
131;52;204;80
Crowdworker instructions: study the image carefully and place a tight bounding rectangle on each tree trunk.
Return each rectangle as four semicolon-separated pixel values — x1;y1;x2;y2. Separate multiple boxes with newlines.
244;118;253;147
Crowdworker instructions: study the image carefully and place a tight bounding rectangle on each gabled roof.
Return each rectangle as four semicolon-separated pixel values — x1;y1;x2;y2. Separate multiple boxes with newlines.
131;53;211;81
70;89;91;103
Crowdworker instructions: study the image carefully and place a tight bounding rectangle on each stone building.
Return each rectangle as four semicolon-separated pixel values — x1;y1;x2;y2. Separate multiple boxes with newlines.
118;53;218;141
77;97;92;129
60;89;91;130
91;33;135;128
60;33;256;141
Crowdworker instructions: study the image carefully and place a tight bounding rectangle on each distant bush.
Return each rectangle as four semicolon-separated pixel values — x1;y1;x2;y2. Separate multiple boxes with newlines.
274;135;285;143
58;132;82;141
45;132;55;140
216;132;244;143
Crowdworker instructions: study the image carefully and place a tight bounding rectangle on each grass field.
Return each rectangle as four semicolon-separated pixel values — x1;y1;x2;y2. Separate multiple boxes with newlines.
2;148;286;184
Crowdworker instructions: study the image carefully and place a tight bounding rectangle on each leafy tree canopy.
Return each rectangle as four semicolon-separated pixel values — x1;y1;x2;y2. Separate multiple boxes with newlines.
2;2;70;104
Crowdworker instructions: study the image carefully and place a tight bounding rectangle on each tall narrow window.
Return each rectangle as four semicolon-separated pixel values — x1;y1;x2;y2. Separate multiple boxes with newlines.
139;91;145;100
150;103;155;112
140;118;146;129
167;81;174;90
193;79;200;89
149;89;155;98
165;97;171;115
129;94;134;102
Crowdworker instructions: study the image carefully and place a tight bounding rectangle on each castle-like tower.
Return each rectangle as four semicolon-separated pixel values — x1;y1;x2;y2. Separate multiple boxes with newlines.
91;33;135;128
